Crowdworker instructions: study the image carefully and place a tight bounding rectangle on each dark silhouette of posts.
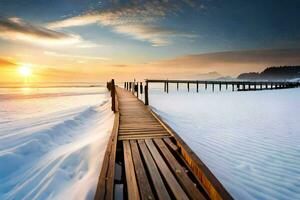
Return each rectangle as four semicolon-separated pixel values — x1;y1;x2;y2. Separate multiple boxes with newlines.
140;82;143;94
212;83;214;92
135;83;139;98
219;83;221;91
226;83;228;90
145;81;149;105
166;81;169;93
177;82;179;91
187;82;190;92
205;82;207;90
196;81;199;93
232;84;234;91
111;79;116;112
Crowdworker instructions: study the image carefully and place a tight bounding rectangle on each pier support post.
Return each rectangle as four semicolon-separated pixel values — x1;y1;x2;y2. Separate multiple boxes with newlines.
187;82;190;92
212;83;214;92
140;82;143;94
145;81;149;105
177;82;179;91
136;83;139;98
196;81;199;93
111;79;116;112
226;83;228;90
205;82;207;90
166;81;169;93
219;83;221;91
232;84;234;91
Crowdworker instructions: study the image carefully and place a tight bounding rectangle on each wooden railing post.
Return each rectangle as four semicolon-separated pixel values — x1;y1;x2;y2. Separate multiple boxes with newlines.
140;82;143;94
111;79;116;112
136;83;139;98
145;81;149;105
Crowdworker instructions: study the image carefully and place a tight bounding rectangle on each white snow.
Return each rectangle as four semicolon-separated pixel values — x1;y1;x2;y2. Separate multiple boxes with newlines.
0;86;114;200
148;84;300;200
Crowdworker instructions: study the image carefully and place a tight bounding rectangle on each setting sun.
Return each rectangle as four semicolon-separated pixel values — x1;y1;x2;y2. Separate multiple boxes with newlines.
18;65;32;77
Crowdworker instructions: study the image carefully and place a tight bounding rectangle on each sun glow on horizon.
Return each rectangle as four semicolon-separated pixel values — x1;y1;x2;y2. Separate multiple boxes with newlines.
18;65;32;77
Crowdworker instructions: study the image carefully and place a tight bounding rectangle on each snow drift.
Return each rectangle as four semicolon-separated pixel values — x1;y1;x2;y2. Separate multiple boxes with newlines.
148;85;300;200
0;87;114;200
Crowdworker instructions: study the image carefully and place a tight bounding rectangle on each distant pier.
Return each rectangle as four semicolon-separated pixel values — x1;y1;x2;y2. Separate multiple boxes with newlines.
125;79;300;93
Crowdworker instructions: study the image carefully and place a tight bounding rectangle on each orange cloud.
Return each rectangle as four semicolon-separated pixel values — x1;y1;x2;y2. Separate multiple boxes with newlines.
149;49;300;76
0;58;16;69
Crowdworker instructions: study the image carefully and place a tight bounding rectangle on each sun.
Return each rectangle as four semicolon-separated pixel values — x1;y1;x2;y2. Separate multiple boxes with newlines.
18;65;32;77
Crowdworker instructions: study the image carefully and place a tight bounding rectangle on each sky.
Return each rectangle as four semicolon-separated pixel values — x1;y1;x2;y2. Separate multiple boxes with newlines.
1;0;300;83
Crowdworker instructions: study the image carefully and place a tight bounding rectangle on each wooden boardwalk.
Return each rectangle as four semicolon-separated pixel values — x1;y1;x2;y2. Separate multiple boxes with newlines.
95;83;233;200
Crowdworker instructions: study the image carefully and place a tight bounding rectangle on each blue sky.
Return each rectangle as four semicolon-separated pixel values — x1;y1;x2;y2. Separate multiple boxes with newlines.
1;0;300;81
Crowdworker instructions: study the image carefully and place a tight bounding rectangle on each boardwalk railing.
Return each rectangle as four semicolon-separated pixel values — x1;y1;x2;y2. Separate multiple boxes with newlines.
123;79;300;105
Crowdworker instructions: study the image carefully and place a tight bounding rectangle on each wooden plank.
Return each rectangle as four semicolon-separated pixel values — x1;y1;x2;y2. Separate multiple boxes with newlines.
119;131;169;135
123;141;140;200
119;135;170;141
145;139;189;200
154;138;207;200
130;140;155;200
163;137;179;152
138;140;171;200
119;129;166;133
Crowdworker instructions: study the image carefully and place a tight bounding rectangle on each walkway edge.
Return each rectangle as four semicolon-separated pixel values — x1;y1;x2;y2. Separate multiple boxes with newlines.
94;94;119;200
149;108;233;200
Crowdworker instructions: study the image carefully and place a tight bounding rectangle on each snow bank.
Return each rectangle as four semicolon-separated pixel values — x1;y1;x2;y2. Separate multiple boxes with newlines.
148;85;300;200
0;87;114;200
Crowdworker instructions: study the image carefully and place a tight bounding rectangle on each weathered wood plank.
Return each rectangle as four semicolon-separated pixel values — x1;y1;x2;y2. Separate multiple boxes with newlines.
145;139;189;200
154;138;207;200
130;140;155;200
123;140;140;200
138;140;171;200
163;137;179;152
119;135;170;141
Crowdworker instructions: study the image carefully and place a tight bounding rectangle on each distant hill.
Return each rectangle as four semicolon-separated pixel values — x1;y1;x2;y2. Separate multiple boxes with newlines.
196;71;222;79
237;66;300;80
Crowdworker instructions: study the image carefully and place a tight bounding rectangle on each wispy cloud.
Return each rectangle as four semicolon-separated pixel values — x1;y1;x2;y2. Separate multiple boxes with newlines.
149;49;300;75
48;1;200;46
43;51;109;61
0;17;81;46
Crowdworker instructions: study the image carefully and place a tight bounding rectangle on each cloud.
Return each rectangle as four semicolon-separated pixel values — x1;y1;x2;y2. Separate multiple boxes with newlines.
0;17;81;46
48;1;200;46
112;24;197;46
43;51;110;61
149;49;300;75
0;57;17;69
